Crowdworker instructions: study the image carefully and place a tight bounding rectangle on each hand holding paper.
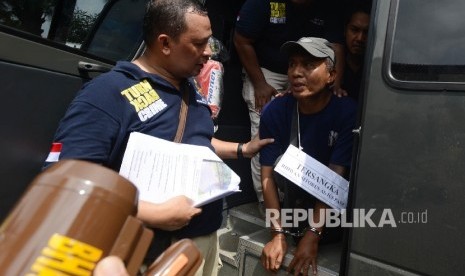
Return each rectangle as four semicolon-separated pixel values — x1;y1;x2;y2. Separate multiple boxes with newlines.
138;196;201;231
119;132;241;207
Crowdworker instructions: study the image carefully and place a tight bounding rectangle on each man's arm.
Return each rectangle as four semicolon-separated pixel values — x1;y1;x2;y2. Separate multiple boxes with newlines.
287;201;325;276
233;32;264;89
328;163;346;176
260;165;288;272
331;42;347;96
211;136;274;159
48;102;120;166
233;32;278;111
287;163;347;276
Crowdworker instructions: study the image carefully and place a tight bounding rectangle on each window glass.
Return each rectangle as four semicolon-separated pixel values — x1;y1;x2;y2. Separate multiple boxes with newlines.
0;0;146;62
0;0;59;38
83;0;147;61
0;0;105;46
390;0;465;82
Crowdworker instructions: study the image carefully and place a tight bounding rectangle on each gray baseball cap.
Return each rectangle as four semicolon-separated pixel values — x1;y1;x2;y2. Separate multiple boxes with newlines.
281;37;335;63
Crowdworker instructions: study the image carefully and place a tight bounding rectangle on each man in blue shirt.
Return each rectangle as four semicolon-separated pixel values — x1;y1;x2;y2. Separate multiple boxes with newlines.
234;0;345;204
259;37;356;275
46;0;272;275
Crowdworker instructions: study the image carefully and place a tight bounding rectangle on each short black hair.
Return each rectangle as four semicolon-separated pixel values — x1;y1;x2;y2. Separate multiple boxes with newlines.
143;0;208;46
344;0;372;26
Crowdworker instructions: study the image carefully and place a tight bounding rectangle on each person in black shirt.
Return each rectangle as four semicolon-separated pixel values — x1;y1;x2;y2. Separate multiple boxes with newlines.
340;2;371;100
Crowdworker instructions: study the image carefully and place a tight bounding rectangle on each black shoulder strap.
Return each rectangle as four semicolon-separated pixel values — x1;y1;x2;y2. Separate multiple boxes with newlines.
173;84;189;143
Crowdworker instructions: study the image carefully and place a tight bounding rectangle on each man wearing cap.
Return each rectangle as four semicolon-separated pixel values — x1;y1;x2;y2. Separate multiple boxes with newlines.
234;0;345;206
259;37;356;275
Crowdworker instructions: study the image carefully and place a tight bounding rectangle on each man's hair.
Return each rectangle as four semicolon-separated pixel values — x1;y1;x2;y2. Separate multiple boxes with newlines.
325;58;335;73
143;0;207;46
344;1;371;26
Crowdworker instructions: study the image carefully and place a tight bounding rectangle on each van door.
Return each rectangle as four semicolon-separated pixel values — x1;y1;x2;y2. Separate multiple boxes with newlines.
0;0;147;221
345;0;465;275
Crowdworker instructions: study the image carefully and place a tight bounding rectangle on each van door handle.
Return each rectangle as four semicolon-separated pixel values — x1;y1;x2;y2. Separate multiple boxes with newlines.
78;61;112;73
352;126;361;135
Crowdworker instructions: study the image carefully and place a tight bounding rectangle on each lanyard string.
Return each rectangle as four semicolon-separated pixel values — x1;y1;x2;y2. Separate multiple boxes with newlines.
296;103;303;151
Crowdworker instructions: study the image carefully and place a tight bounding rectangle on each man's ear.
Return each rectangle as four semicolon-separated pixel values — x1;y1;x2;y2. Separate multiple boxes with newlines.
158;34;171;55
328;68;337;85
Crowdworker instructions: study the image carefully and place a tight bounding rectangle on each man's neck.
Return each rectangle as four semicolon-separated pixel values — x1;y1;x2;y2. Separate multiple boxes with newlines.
132;53;182;90
297;90;332;115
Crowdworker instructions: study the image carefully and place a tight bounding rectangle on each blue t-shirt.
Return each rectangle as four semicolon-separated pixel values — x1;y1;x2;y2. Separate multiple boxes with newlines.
235;0;344;74
50;61;222;238
259;93;357;170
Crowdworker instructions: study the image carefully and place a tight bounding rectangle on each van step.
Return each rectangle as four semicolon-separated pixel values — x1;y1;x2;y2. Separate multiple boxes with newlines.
219;202;342;275
218;226;240;267
227;202;266;228
219;204;265;269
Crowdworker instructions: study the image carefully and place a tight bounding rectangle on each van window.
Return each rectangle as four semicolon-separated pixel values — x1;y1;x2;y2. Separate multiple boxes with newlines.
0;0;146;62
388;0;465;84
81;0;147;61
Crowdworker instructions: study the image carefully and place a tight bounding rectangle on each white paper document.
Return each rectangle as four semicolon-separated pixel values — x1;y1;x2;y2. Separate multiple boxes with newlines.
274;145;349;213
119;132;241;207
